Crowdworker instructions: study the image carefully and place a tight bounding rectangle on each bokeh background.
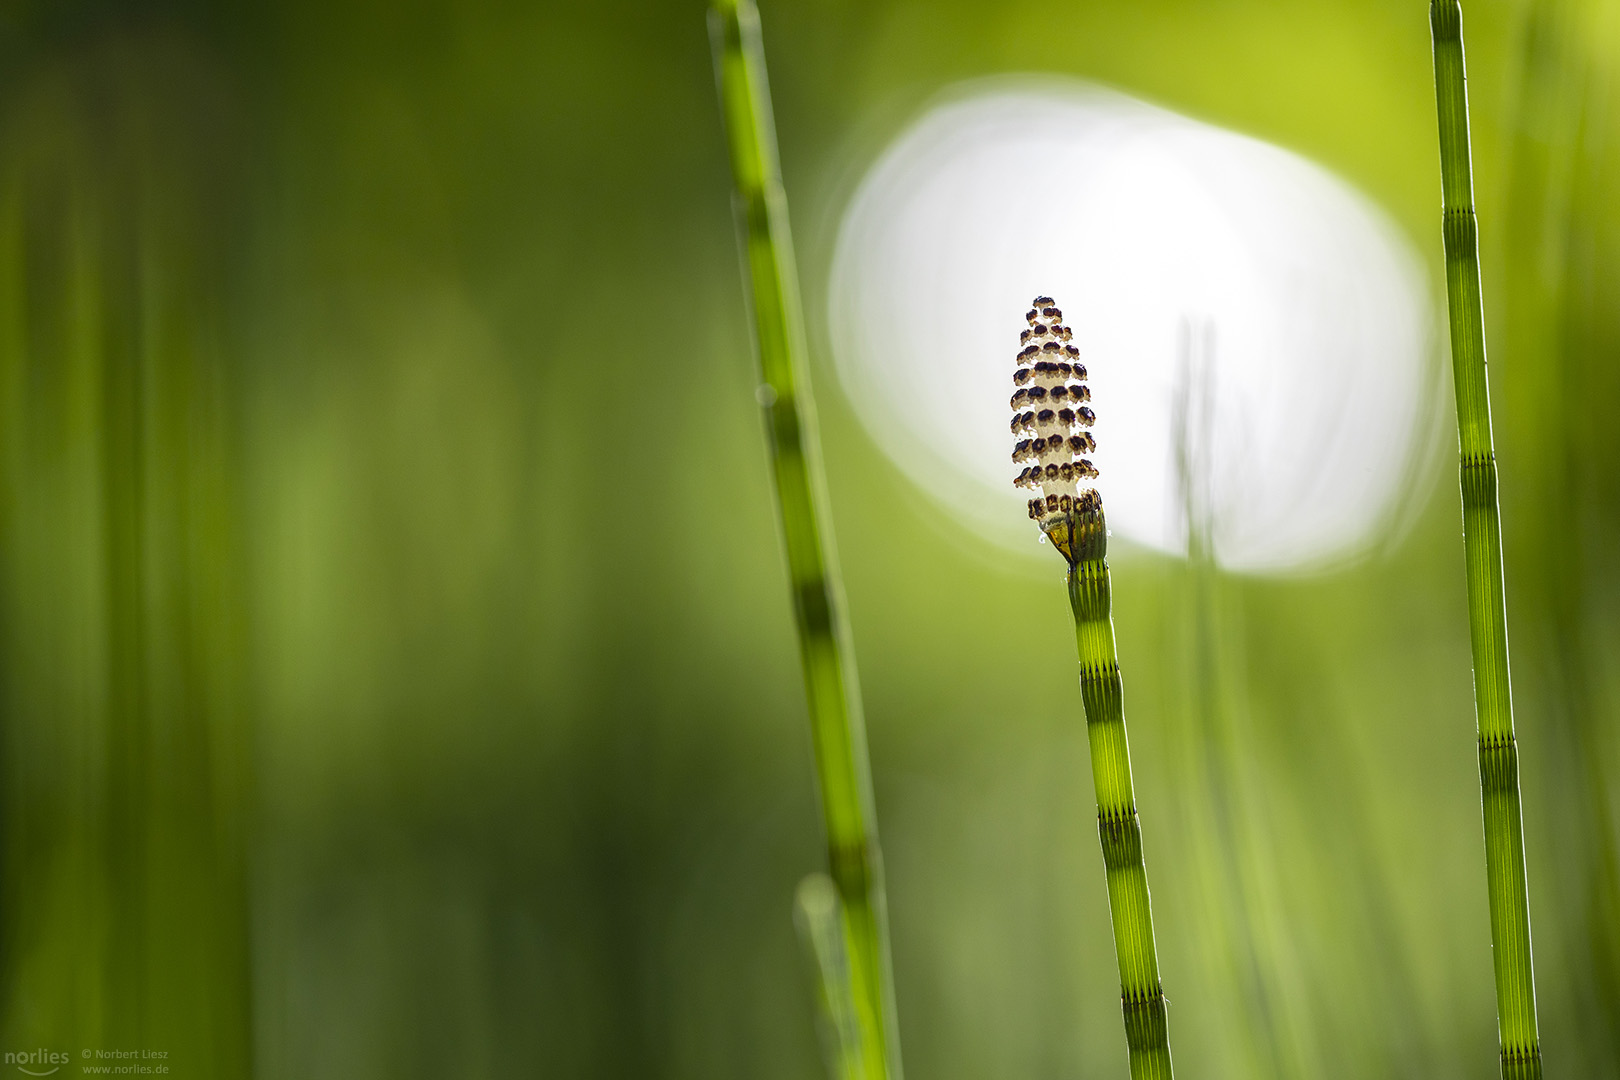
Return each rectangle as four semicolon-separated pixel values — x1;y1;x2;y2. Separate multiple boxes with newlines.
0;0;1617;1078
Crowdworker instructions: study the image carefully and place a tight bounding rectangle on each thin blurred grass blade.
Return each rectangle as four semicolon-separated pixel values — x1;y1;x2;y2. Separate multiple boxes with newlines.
795;874;863;1080
707;4;901;1079
1429;4;1543;1076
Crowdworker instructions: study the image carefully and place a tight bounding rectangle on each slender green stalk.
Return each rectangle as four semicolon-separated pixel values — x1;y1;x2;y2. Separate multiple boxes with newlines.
708;5;900;1079
794;874;863;1080
1014;298;1171;1078
1429;4;1543;1076
1067;508;1174;1080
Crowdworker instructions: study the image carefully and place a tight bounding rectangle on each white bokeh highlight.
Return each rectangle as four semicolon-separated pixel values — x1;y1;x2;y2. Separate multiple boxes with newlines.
827;80;1434;572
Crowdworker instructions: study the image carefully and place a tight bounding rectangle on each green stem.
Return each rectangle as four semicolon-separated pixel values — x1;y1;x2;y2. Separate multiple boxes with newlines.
708;4;901;1079
1430;4;1543;1076
794;874;863;1080
1065;506;1173;1080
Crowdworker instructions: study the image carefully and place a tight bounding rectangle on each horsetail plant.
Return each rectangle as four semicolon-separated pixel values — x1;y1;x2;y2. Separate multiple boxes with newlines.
1013;299;1174;1080
1429;4;1543;1076
709;4;902;1080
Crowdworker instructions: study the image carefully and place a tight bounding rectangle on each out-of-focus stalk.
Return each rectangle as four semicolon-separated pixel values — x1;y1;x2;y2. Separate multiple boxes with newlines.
1501;0;1620;1063
707;5;900;1079
0;78;253;1072
1429;4;1543;1076
794;874;862;1080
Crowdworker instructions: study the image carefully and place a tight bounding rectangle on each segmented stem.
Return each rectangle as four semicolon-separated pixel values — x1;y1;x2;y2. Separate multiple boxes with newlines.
1067;507;1174;1080
1430;4;1542;1075
709;4;901;1079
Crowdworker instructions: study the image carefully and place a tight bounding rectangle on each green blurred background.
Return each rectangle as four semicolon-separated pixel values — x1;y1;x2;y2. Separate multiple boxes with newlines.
0;0;1616;1077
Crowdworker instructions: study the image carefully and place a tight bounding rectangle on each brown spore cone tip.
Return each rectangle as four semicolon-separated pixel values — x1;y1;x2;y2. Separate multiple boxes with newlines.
1010;295;1101;561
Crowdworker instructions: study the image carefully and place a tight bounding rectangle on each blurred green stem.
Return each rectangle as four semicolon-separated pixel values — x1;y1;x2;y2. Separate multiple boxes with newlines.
1430;4;1543;1076
708;4;900;1079
1066;505;1173;1080
795;874;863;1080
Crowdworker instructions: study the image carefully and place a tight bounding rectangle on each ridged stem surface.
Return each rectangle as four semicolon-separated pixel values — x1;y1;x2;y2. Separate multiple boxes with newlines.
1430;4;1543;1076
1066;509;1173;1080
709;5;900;1080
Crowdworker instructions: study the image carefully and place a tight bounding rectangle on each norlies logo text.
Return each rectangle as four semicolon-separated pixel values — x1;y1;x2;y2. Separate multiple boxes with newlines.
5;1049;67;1076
